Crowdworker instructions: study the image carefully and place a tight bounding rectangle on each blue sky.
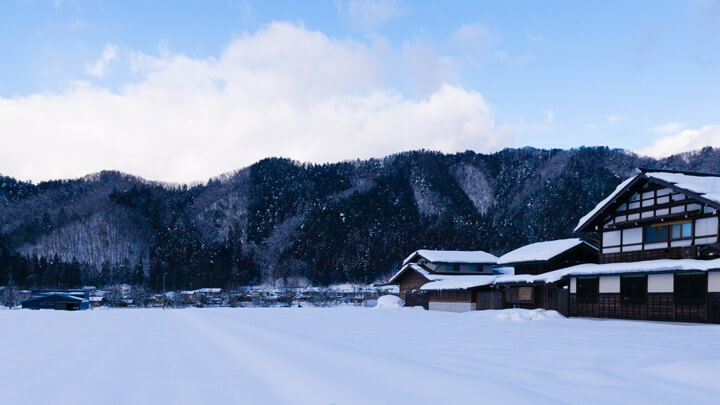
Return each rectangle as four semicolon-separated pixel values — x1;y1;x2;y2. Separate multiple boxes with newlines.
1;0;719;182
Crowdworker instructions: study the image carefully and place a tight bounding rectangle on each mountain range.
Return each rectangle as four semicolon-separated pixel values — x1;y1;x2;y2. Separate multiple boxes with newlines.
2;146;719;290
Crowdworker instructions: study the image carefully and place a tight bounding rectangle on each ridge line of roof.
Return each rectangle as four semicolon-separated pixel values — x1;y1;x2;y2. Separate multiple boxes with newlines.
638;167;720;177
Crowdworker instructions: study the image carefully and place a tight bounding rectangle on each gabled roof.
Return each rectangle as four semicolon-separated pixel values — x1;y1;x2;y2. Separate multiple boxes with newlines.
496;238;596;266
575;168;720;233
402;249;498;266
387;263;443;284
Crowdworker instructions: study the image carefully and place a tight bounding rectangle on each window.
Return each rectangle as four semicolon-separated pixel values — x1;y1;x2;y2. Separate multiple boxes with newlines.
644;226;668;243
675;273;706;303
577;278;598;302
620;276;646;303
670;222;692;240
445;264;460;272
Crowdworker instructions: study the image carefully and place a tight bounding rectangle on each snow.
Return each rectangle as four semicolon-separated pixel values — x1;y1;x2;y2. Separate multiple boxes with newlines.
420;275;496;291
497;238;595;265
1;307;719;404
496;258;720;285
575;170;720;233
574;174;639;232
375;294;403;308
492;308;563;321
387;263;443;283
402;249;498;265
647;171;720;205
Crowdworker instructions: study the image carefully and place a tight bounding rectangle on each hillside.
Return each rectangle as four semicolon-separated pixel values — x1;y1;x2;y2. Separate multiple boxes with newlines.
1;146;719;290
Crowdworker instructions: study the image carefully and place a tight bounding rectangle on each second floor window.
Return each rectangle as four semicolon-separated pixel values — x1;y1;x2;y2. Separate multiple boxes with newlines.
645;221;692;243
645;226;668;243
671;222;692;240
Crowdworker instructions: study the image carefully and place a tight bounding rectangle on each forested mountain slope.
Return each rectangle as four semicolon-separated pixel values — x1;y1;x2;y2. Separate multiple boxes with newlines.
1;146;719;290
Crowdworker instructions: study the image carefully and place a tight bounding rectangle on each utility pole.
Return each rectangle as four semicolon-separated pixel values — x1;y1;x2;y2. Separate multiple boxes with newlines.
162;272;168;309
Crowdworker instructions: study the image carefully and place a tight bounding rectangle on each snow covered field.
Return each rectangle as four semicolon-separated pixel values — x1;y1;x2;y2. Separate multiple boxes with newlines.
1;307;719;405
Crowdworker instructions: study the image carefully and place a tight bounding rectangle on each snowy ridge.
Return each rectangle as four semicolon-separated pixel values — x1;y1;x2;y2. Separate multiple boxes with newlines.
496;238;594;265
402;249;498;266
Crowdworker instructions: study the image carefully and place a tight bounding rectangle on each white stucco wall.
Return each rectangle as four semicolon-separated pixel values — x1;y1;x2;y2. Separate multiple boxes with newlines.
648;274;674;293
599;276;620;293
696;217;719;237
708;272;720;293
428;301;474;313
623;227;642;244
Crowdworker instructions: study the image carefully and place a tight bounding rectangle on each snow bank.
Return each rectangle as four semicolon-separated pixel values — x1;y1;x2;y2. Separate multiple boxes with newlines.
493;308;563;321
375;295;403;309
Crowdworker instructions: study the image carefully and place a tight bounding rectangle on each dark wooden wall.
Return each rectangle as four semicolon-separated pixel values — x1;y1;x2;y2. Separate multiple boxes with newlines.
428;290;472;303
397;270;430;300
569;291;720;323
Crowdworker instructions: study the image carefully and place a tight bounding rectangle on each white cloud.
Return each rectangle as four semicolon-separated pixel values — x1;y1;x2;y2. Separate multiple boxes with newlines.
342;0;408;29
84;44;119;78
0;22;510;183
641;125;720;157
402;39;457;96
527;34;544;42
648;122;686;133
452;23;497;51
606;114;625;124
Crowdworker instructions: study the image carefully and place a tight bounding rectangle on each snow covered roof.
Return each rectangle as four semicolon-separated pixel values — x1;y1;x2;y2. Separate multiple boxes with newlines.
574;169;720;233
647;171;720;205
574;174;639;233
195;288;222;294
496;238;595;265
495;258;720;285
403;249;498;265
420;275;497;291
387;263;443;284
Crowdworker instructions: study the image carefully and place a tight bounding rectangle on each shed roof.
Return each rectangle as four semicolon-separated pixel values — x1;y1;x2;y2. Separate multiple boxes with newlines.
420;275;497;291
494;258;720;284
21;293;85;304
496;238;595;265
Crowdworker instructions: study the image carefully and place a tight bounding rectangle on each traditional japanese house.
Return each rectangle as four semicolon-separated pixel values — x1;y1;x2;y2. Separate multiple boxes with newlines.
569;167;720;323
387;249;498;309
490;239;596;314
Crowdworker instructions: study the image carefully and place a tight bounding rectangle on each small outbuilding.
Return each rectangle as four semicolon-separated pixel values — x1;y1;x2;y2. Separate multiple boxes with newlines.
496;238;597;275
21;290;90;311
387;249;498;309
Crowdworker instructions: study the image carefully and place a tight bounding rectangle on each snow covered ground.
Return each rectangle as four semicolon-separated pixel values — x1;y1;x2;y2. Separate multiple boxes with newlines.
1;307;719;405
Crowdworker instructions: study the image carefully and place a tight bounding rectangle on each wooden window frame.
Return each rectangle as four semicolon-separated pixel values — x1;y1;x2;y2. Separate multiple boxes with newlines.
577;277;599;303
620;275;647;303
674;273;706;304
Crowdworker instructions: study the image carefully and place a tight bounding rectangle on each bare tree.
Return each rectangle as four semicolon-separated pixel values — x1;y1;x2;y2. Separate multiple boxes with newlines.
1;286;19;309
